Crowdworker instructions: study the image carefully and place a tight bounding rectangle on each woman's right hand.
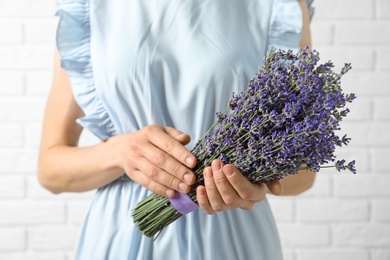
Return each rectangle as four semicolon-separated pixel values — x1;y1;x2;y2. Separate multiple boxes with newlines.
115;124;197;198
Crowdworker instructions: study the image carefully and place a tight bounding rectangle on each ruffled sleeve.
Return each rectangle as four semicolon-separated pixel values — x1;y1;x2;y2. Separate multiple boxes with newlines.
56;0;116;140
267;0;315;51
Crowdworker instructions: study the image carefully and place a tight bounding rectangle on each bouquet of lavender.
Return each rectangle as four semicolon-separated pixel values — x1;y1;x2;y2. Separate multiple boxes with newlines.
132;47;356;238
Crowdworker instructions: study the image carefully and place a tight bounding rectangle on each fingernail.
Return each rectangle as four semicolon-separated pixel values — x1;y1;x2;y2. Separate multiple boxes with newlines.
224;165;234;176
183;173;193;184
179;182;188;192
166;190;175;198
186;157;195;166
212;160;221;171
198;187;205;196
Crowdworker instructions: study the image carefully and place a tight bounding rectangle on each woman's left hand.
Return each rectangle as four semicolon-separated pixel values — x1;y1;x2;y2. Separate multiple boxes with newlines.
196;159;283;215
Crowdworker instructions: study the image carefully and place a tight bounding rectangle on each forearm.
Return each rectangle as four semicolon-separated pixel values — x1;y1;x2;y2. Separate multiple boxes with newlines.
38;135;124;194
280;169;315;196
276;0;315;196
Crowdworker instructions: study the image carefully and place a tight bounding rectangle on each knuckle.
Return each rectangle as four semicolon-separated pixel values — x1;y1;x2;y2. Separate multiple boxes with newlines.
152;185;165;197
223;196;236;206
167;177;177;190
214;175;226;185
163;138;175;152
212;203;224;212
152;152;167;167
144;124;159;135
172;164;183;177
241;190;255;201
128;142;141;153
242;203;255;211
146;165;159;179
205;210;215;215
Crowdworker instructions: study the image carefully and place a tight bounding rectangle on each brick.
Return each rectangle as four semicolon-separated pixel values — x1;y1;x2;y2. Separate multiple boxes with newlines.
334;147;369;172
311;21;334;46
374;98;390;120
377;0;390;19
335;175;390;198
0;97;46;122
314;0;374;19
0;73;23;95
267;198;295;222
0;150;37;173
318;46;375;71
27;177;95;199
341;122;390;146
372;200;390;222
298;249;369;260
341;98;371;121
0;19;22;43
341;71;390;96
0;177;25;198
0;0;56;17
0;253;65;260
371;249;390;260
28;226;79;250
67;201;90;224
24;18;57;44
25;72;52;95
25;123;41;148
278;224;330;247
333;224;390;246
376;47;390;69
297;199;369;222
0;46;54;70
316;47;374;71
0;201;65;225
0;228;25;251
0;124;23;147
372;148;390;172
282;250;294;260
335;21;390;45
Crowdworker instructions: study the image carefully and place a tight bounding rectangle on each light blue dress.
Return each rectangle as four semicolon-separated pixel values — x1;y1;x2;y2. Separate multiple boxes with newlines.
56;0;313;259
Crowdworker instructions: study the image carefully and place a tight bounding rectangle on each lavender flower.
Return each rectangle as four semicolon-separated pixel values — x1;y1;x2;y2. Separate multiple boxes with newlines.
132;47;357;237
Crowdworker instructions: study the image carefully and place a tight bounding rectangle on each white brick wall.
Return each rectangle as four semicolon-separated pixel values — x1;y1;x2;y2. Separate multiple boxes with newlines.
0;1;388;260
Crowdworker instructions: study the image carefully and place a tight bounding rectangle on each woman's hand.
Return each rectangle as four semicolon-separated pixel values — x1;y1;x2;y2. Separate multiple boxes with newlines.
196;159;282;214
117;124;197;198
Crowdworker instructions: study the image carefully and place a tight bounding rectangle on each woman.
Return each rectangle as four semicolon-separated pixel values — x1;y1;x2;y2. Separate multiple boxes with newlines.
38;0;315;259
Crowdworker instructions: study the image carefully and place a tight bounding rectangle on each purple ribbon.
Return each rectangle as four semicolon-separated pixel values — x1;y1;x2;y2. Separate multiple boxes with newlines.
168;192;199;215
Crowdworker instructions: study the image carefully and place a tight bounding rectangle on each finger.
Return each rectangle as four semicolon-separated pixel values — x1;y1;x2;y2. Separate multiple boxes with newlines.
164;126;191;145
196;186;215;215
141;142;195;187
266;179;284;195
223;164;267;202
148;125;197;168
203;166;226;211
128;169;175;198
136;156;191;193
211;160;241;206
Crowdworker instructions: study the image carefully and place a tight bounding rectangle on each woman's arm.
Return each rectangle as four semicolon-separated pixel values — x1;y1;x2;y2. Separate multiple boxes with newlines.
298;0;312;49
38;52;197;196
278;0;315;196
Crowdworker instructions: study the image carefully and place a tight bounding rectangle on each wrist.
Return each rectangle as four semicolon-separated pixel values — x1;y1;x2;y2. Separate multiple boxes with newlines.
100;134;127;174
